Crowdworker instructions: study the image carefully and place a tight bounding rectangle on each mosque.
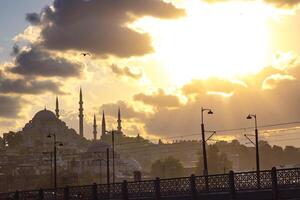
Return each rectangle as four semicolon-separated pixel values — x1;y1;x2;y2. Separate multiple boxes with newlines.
0;89;141;190
3;88;124;149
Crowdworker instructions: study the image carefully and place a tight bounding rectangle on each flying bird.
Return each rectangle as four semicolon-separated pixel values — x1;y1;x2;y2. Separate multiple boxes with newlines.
81;52;91;56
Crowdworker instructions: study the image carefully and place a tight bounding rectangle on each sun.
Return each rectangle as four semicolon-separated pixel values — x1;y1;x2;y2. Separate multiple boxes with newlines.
131;0;275;85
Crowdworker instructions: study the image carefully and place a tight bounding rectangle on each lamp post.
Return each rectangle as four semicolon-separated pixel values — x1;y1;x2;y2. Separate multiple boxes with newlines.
94;154;105;184
47;133;63;190
94;150;110;189
201;107;213;176
247;114;260;189
112;130;115;185
106;148;110;200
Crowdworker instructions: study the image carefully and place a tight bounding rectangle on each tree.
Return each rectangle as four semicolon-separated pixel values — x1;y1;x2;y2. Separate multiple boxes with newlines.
150;156;184;178
196;145;232;175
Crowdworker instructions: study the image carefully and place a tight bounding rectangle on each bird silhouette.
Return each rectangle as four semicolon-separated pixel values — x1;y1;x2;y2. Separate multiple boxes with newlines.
81;52;91;56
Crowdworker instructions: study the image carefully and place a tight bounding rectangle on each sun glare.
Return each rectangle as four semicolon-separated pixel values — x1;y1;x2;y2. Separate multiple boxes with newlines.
131;0;274;85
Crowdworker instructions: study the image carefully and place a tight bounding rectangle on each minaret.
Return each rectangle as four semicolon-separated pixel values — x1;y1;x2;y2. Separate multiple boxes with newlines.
102;111;106;137
117;107;122;133
79;88;84;137
93;114;97;141
55;96;59;118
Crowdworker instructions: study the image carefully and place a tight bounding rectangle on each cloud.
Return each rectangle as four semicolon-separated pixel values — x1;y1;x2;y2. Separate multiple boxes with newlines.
126;60;300;138
0;76;63;95
100;101;146;120
26;13;41;25
262;74;295;90
29;0;185;57
11;44;20;56
264;0;300;8
202;0;300;8
9;46;83;78
134;89;181;108
13;26;42;43
111;64;143;80
0;95;23;118
182;78;246;96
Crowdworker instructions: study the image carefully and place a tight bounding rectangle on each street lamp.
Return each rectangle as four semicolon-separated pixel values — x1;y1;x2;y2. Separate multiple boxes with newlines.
105;130;117;184
94;153;106;184
201;107;213;176
47;133;63;190
246;114;260;188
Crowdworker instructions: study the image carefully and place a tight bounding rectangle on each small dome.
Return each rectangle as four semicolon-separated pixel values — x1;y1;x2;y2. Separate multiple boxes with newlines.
87;141;111;153
33;109;57;122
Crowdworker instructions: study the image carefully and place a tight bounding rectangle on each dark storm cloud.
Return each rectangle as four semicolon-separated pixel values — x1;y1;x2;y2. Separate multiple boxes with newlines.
134;89;181;108
0;95;23;118
9;47;83;78
30;0;185;57
111;64;142;79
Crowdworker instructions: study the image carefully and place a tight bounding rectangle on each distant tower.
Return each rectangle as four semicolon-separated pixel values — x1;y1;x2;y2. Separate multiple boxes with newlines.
93;114;97;141
55;96;59;118
102;111;106;137
79;88;84;137
117;107;122;133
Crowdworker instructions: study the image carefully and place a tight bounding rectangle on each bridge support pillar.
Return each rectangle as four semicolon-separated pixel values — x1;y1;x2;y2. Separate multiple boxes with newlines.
64;186;69;200
155;177;161;200
39;188;44;200
93;183;98;200
229;170;236;200
122;180;129;200
14;190;19;200
190;174;197;200
271;167;278;200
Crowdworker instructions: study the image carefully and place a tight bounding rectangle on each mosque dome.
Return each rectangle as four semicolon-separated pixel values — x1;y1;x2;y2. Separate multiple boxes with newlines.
125;158;142;171
87;141;111;153
33;109;57;122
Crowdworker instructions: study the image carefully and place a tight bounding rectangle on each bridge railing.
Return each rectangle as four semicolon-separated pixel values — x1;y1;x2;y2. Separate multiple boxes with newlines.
2;167;300;199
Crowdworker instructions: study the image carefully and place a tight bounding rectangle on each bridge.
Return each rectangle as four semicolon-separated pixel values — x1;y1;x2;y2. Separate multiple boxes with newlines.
1;167;300;199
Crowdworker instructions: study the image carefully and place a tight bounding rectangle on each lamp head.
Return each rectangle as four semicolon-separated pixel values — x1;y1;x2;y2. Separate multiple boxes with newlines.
246;114;252;119
208;110;213;115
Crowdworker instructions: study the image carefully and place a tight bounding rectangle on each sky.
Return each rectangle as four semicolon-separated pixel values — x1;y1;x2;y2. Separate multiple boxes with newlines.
1;0;300;147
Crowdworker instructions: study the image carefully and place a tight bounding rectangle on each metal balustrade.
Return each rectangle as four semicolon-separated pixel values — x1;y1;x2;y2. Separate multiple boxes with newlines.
1;167;300;200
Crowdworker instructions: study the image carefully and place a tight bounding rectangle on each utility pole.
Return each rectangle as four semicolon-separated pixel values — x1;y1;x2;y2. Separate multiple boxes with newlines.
247;114;260;189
